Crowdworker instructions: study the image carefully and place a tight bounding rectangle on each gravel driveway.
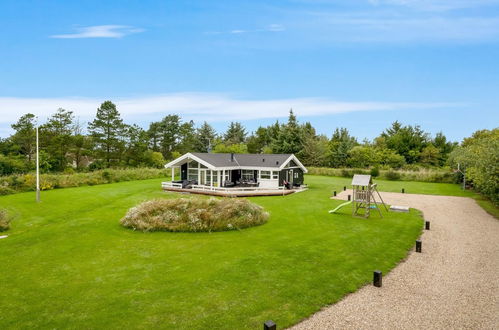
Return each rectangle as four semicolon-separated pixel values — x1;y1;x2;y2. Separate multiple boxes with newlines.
291;191;499;329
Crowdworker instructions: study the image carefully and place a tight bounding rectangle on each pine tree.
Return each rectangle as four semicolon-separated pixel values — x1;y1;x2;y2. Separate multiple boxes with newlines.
224;122;247;145
272;110;302;154
42;108;74;171
11;113;36;162
194;122;217;152
328;128;357;167
88;101;125;167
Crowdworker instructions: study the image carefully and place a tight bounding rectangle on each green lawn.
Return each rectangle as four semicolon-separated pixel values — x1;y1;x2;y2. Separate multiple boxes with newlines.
1;176;424;329
315;175;498;218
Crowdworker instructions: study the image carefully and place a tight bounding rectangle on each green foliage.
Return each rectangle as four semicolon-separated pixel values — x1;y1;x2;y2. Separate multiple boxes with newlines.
224;122;247;145
379;121;430;163
272;110;303;154
420;144;441;166
41;108;74;171
385;170;401;181
147;118;196;157
0;108;472;184
10;113;36;162
308;167;458;183
88;101;126;167
193;121;217;152
121;198;269;232
0;209;10;231
348;146;379;168
0;155;30;175
328;128;357;167
449;128;499;204
298;135;329;167
247;126;273;153
144;151;166;168
212;143;248;154
370;167;380;177
0;168;167;196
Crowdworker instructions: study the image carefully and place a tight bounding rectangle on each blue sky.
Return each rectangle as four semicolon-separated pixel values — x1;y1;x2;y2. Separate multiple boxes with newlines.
1;0;498;141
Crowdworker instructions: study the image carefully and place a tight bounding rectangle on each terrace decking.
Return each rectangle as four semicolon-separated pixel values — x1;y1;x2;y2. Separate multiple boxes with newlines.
161;182;304;197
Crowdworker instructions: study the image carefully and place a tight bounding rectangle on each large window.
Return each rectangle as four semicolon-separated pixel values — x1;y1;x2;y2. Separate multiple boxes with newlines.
188;168;198;181
242;170;254;181
272;171;279;179
260;170;271;179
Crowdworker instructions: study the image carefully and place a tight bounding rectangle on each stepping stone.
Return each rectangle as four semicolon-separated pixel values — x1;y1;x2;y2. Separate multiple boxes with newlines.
390;205;410;212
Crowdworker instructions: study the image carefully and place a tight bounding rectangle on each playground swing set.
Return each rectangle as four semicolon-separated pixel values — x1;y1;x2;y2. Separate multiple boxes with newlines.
329;174;388;218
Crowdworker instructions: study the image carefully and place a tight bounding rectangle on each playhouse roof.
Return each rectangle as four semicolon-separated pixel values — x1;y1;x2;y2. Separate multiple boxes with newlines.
351;174;372;186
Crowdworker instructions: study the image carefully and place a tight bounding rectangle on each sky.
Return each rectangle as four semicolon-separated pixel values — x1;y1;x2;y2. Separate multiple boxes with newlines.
1;0;498;142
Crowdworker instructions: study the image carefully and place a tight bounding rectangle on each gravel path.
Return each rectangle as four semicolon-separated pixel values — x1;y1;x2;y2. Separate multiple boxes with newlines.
291;191;499;329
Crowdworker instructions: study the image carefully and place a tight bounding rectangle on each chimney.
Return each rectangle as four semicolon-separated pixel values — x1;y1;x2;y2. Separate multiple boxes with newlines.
230;153;235;162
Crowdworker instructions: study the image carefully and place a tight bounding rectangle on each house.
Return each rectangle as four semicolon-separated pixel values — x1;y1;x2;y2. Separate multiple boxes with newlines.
163;153;307;193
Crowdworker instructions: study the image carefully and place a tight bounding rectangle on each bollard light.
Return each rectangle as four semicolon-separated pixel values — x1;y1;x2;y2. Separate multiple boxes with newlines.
333;191;337;197
425;221;430;230
343;186;346;191
348;194;351;201
264;320;276;330
373;270;382;287
416;240;422;253
402;188;405;193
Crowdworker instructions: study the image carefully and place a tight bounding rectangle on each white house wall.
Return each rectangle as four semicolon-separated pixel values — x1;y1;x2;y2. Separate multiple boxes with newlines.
259;179;279;188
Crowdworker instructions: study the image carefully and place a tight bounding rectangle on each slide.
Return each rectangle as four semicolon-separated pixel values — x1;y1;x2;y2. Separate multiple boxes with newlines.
328;200;352;214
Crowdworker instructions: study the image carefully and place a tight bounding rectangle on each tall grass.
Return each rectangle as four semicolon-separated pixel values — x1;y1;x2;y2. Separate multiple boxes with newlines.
0;209;10;232
308;167;460;183
120;198;269;232
0;168;168;196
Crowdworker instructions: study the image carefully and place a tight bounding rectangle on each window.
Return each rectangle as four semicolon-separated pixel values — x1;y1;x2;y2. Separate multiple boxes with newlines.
294;172;299;179
242;170;254;181
272;171;279;179
188;168;198;181
260;170;271;179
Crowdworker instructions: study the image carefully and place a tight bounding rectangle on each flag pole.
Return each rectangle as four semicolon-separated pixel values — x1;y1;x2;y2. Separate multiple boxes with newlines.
36;123;40;202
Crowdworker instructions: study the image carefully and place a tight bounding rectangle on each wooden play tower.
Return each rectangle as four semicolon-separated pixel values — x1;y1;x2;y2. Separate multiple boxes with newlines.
351;174;388;218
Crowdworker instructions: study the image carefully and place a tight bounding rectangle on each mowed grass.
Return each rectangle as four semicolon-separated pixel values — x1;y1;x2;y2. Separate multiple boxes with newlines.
1;175;425;329
315;175;498;218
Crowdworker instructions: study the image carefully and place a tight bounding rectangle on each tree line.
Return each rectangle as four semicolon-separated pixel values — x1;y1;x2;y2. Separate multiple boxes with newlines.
0;100;462;175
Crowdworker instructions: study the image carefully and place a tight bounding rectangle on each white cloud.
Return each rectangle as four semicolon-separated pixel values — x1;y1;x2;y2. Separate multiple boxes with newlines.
50;25;144;39
207;24;285;35
0;93;457;133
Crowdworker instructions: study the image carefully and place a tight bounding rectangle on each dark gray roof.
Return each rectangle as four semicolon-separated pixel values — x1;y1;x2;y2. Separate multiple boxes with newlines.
191;153;293;168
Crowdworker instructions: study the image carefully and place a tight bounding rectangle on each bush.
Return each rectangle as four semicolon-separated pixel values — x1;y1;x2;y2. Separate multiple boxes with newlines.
307;167;456;183
120;198;269;232
449;128;499;204
384;170;401;181
0;209;10;232
370;167;380;177
0;168;168;196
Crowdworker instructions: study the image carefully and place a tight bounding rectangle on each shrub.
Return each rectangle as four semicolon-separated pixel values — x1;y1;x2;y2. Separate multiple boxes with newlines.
0;168;168;196
307;167;457;183
385;170;401;181
370;167;380;177
0;209;10;232
120;198;269;232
